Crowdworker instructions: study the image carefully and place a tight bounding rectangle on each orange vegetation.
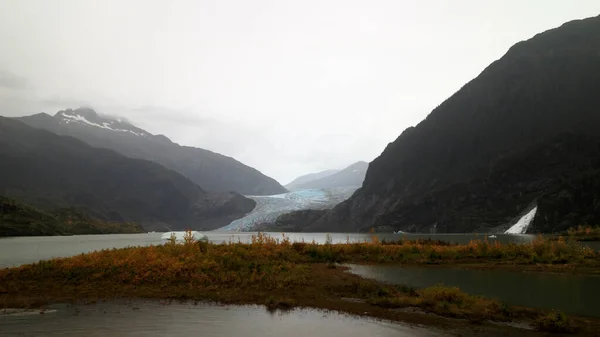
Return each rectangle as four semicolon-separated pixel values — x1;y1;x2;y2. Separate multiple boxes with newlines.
566;225;600;241
1;232;599;335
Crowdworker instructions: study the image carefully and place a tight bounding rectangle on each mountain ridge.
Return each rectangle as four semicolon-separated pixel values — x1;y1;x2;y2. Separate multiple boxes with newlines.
0;116;255;231
286;161;368;191
285;169;339;190
16;108;287;196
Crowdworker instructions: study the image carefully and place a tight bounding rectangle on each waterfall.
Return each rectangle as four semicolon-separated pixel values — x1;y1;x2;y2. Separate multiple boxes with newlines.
505;206;537;234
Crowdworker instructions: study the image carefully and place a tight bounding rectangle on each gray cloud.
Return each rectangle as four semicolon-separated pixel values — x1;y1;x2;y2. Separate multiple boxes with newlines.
0;70;29;90
39;97;92;110
125;105;380;181
1;1;600;183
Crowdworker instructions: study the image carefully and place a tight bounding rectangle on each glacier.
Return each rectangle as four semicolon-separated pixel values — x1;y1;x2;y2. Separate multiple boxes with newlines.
218;187;358;231
505;206;537;234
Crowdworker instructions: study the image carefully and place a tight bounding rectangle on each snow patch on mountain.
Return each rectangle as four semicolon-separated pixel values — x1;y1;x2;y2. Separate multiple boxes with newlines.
218;187;358;231
58;111;146;136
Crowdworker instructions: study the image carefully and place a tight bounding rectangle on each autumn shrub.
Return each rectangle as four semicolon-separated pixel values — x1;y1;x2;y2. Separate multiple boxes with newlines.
420;285;469;305
566;225;600;241
2;233;597;293
2;234;590;330
265;296;296;312
535;310;575;333
183;229;196;244
371;285;507;322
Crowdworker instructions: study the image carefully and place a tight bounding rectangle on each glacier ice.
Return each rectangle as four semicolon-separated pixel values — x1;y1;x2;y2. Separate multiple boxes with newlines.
218;187;358;231
161;231;207;242
505;206;537;234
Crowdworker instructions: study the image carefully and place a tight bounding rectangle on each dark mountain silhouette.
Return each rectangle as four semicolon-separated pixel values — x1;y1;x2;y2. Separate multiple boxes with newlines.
305;15;600;233
0;196;145;236
285;169;339;190
0;117;255;231
17;108;287;195
272;209;329;232
286;162;368;191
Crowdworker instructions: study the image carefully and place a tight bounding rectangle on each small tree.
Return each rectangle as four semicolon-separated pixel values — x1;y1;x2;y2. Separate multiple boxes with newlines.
167;232;177;245
183;229;196;245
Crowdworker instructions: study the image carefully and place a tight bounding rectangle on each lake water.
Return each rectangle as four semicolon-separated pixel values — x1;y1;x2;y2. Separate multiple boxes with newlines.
1;232;598;268
346;264;600;317
0;300;448;337
1;232;599;333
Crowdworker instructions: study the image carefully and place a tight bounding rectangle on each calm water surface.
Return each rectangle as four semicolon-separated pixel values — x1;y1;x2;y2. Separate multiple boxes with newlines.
1;232;598;268
2;232;599;329
346;264;600;317
0;301;448;337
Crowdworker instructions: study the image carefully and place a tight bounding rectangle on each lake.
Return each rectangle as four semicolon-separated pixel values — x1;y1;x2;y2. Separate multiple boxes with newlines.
1;232;598;268
346;264;600;317
0;300;448;337
1;232;599;333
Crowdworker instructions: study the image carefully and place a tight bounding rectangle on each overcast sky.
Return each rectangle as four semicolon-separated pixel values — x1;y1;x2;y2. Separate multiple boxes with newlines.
1;1;599;184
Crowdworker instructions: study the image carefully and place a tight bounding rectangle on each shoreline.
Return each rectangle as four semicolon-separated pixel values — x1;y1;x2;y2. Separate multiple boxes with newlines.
343;260;600;276
1;264;596;336
0;297;541;337
1;264;587;336
1;236;599;335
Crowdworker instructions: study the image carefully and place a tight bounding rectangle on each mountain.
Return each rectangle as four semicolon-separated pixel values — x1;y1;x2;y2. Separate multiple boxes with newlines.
304;15;600;234
16;108;287;195
0;117;255;231
285;169;339;190
0;196;145;236
285;162;368;191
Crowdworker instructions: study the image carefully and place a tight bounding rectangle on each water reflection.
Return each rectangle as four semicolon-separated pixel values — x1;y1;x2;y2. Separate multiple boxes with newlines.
0;301;448;337
346;264;600;317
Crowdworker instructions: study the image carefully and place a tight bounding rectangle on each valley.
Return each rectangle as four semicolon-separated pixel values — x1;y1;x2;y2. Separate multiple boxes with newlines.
219;187;358;231
6;11;600;237
2;8;600;337
219;161;369;232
